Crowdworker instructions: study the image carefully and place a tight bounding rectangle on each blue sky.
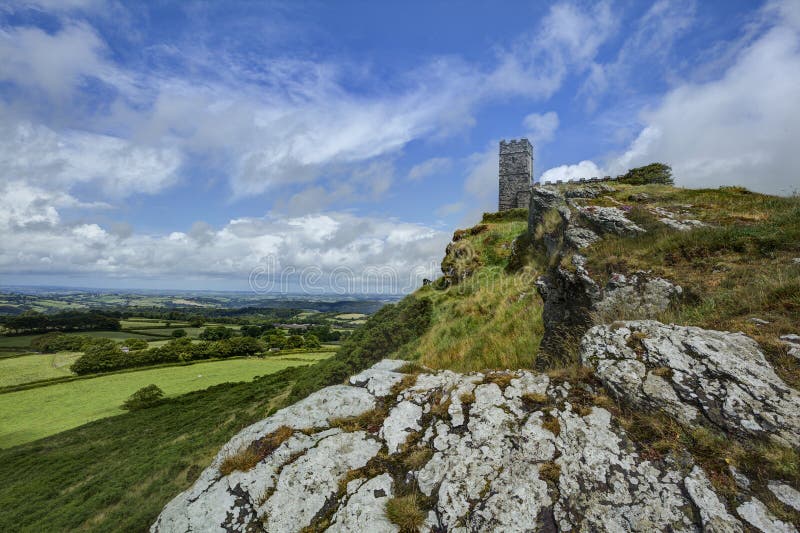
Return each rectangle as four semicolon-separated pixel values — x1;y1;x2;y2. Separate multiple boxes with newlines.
1;0;799;292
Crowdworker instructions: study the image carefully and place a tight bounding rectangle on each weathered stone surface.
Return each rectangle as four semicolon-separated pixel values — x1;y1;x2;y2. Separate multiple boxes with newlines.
327;474;398;533
259;431;382;532
578;205;645;236
595;272;682;320
768;481;800;512
381;400;423;453
684;466;743;532
216;385;376;462
581;321;800;446
153;360;750;533
553;407;697;532
736;498;798;533
781;334;800;358
651;206;707;231
565;225;599;248
536;254;601;358
349;359;407;397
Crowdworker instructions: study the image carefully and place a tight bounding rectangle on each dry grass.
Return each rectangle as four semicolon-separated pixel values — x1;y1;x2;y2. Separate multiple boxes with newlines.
538;461;561;484
330;407;388;434
542;414;561;437
219;447;261;476
403;447;433;470
521;392;549;410
459;391;475;405
484;372;515;389
385;494;426;532
219;425;295;476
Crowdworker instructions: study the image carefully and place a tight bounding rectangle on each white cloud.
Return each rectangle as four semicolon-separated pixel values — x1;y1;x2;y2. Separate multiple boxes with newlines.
0;199;449;291
408;157;452;181
606;0;800;194
540;160;605;183
0;117;182;197
523;111;559;143
0;1;620;202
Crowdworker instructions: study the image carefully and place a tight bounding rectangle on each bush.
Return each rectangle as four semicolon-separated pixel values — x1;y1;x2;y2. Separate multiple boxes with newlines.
171;329;187;338
122;338;148;350
122;385;165;411
70;342;128;375
482;208;528;223
199;326;234;341
31;332;88;353
619;163;674;185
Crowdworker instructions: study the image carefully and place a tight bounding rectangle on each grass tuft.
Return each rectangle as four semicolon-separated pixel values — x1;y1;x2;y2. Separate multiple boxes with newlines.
385;494;426;532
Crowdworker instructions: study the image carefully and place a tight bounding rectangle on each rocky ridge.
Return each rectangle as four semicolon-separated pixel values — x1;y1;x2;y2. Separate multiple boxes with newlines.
153;351;799;532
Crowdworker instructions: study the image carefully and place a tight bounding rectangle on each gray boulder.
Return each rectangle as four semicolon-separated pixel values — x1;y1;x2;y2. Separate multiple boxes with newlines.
581;321;800;447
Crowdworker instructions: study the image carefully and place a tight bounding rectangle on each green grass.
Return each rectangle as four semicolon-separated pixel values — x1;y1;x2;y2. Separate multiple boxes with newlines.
399;219;545;372
270;351;336;362
0;334;41;349
0;352;80;388
0;358;312;448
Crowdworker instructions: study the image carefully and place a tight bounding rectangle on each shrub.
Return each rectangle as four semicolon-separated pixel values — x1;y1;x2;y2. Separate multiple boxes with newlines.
31;332;88;353
199;326;233;341
482;208;528;223
618;162;674;185
385;494;426;532
122;338;148;350
122;385;164;411
171;329;187;338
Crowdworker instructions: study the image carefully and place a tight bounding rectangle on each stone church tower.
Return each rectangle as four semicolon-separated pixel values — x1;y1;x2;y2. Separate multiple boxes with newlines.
498;138;533;211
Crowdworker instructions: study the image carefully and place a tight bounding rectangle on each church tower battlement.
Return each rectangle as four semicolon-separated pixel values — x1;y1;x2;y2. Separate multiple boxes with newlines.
498;138;533;211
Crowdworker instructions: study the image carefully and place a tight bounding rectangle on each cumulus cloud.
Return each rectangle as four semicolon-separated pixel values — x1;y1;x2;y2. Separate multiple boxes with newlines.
0;116;182;197
0;196;449;292
523;111;559;143
540;160;605;183
408;157;452;181
605;0;800;194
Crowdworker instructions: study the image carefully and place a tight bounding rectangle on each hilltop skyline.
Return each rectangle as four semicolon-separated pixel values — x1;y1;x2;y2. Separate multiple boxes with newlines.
1;0;799;290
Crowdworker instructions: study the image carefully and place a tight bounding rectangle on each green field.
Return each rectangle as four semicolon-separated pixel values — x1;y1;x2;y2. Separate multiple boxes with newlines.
0;334;40;349
0;352;81;387
271;351;336;362
120;319;190;329
0;357;325;448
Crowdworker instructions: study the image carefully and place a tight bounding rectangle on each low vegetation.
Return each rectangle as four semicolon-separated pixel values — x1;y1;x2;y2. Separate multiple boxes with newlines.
385;494;426;532
122;384;165;411
0;295;430;531
399;217;545;371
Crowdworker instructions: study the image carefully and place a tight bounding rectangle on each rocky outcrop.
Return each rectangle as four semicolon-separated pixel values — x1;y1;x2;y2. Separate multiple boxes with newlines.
577;205;645;236
581;321;800;447
151;359;798;533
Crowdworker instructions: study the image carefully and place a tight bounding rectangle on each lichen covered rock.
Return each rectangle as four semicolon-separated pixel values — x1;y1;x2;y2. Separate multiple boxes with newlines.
152;359;781;533
581;320;800;447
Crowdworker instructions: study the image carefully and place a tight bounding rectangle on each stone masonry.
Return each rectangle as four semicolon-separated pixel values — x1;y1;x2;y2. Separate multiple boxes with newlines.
498;138;533;211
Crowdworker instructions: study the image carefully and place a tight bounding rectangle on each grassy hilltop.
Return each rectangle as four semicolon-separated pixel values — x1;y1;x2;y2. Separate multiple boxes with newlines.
0;182;798;531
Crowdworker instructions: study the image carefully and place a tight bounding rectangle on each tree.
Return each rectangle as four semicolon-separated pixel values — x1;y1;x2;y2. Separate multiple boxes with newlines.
122;385;164;411
188;316;205;328
303;334;321;349
171;329;187;338
122;338;148;350
199;326;234;341
241;325;262;338
286;335;305;349
619;163;674;185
